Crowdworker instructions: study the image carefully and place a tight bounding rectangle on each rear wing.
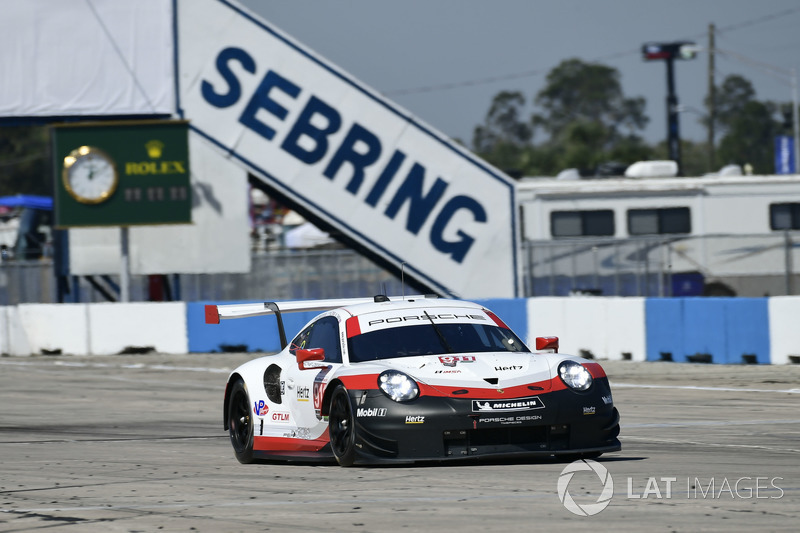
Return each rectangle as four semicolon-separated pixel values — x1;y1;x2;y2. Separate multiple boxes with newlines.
204;295;437;349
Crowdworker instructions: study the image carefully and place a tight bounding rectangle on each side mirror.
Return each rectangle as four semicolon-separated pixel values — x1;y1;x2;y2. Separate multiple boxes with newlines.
535;336;559;353
296;348;325;370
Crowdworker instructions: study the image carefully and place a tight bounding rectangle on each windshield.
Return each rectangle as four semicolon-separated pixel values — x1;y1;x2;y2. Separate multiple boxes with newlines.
347;323;530;363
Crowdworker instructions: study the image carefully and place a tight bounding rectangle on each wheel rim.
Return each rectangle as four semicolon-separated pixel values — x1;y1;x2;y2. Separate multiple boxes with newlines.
230;388;251;451
329;391;352;457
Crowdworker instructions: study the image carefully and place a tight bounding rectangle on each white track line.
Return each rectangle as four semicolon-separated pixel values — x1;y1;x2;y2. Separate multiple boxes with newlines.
613;382;800;394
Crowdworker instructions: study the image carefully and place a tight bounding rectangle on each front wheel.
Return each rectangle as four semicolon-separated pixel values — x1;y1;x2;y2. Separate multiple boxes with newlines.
328;385;357;466
227;379;254;464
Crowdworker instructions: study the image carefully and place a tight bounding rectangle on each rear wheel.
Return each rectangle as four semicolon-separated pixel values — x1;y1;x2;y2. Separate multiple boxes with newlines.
328;385;356;466
228;379;254;464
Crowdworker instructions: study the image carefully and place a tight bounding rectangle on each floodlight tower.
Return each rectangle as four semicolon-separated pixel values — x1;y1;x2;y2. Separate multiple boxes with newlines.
642;41;698;176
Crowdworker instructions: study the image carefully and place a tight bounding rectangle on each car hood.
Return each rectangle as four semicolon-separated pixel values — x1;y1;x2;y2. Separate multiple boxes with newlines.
378;352;555;391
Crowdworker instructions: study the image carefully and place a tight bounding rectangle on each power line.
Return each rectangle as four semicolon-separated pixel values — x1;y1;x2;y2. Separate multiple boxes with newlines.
715;5;800;35
383;6;800;97
383;48;639;97
715;46;792;85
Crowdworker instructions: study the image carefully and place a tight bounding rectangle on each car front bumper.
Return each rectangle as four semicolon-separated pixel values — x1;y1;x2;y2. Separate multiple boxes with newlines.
347;377;621;464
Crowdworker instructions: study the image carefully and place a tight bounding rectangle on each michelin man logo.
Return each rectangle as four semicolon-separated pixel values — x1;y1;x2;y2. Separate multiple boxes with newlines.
557;459;614;516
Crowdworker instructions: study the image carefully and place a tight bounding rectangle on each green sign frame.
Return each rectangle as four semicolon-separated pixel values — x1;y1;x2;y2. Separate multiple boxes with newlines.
53;120;191;227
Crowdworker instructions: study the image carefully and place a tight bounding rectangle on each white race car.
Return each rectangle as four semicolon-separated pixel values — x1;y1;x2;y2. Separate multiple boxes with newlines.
206;295;621;465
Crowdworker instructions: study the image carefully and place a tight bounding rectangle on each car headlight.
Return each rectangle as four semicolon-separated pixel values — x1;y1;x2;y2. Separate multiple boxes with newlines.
558;360;593;391
378;370;420;402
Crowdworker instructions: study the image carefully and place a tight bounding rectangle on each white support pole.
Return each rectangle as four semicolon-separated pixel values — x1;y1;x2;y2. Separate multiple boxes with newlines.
792;68;800;174
120;226;130;302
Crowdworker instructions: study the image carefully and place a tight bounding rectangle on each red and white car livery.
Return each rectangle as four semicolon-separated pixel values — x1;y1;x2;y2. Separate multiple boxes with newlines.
207;295;621;466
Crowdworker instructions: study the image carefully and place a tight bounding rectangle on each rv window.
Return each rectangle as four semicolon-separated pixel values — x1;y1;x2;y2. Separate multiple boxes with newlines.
551;210;614;237
770;203;800;230
628;207;690;235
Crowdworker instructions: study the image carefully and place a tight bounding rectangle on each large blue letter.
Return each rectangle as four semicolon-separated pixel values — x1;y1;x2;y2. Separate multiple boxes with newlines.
239;70;301;140
281;96;342;164
323;123;382;194
430;196;487;263
384;163;447;235
365;150;405;207
201;47;256;108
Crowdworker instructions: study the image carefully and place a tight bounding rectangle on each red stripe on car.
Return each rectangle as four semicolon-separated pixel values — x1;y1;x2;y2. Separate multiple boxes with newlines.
338;373;379;389
253;435;330;452
335;374;569;396
345;316;361;338
420;377;565;398
583;362;607;379
484;310;510;329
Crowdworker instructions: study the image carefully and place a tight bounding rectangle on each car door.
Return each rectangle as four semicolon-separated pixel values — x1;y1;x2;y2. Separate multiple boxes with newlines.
284;315;342;428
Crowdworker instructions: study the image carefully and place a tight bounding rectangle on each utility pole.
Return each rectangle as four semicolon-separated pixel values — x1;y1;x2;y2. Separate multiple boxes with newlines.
707;24;716;172
665;56;682;176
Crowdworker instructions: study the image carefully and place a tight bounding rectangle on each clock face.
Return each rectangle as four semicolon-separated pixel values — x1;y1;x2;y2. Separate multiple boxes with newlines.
62;146;119;204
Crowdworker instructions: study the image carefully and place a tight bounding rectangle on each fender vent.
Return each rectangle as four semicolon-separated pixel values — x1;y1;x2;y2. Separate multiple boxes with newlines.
264;364;282;404
484;378;498;385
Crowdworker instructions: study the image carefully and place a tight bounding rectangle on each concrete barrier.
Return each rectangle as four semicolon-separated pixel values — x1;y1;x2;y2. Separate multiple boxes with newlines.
12;303;89;356
768;296;800;365
605;297;646;362
0;297;795;363
645;298;770;364
527;297;646;361
87;302;188;355
0;302;188;356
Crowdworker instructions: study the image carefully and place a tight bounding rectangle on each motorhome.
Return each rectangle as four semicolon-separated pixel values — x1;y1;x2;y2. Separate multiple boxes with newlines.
517;169;800;297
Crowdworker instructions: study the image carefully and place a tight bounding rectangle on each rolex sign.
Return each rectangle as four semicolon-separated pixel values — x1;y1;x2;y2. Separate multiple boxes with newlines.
54;120;191;228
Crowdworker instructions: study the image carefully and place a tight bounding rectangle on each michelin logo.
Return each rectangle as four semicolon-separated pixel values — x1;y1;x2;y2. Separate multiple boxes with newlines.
472;396;544;412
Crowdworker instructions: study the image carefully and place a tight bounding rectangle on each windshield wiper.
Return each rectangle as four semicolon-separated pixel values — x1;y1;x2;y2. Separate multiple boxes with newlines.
423;311;453;353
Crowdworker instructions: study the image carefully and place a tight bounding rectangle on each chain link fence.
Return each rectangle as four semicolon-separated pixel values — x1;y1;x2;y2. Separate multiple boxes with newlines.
0;249;405;305
2;232;798;304
521;232;799;297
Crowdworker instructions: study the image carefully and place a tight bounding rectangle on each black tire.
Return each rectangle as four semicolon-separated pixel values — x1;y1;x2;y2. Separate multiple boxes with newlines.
227;379;254;464
328;385;357;466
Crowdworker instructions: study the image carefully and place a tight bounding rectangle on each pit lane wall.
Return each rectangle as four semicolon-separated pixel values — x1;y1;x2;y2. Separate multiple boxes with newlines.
1;297;798;364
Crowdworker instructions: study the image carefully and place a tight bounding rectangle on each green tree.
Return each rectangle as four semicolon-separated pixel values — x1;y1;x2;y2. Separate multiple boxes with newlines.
707;74;788;174
0;126;51;196
533;58;648;147
472;91;532;150
717;100;782;173
712;74;756;131
471;91;532;176
473;58;651;177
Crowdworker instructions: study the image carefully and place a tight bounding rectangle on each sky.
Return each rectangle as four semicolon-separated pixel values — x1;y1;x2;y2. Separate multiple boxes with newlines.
239;0;800;148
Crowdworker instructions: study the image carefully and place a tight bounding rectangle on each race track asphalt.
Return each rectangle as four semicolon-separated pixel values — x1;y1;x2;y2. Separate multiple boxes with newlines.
1;354;798;532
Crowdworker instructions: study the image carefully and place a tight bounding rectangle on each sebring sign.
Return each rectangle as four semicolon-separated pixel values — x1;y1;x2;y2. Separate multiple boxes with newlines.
177;0;520;298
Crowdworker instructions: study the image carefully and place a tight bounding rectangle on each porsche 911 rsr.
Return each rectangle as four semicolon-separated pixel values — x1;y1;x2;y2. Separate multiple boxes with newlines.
206;295;621;466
